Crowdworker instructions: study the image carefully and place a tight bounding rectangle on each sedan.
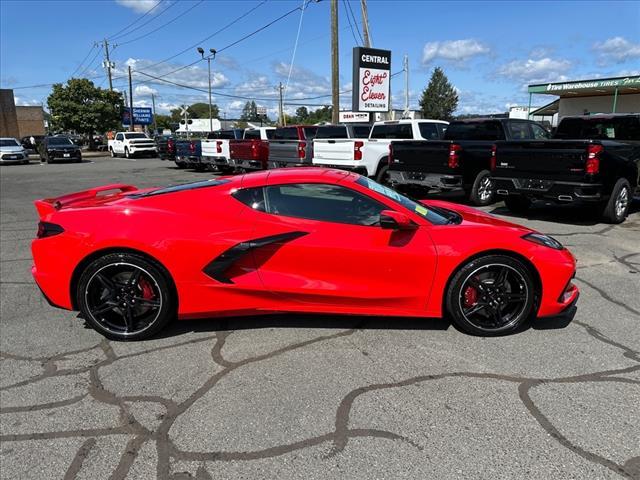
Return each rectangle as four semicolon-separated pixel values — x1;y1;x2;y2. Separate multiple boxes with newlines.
31;168;579;340
39;136;82;163
0;137;29;164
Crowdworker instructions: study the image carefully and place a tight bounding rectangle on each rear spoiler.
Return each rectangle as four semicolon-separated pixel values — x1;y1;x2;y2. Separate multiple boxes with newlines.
34;184;137;219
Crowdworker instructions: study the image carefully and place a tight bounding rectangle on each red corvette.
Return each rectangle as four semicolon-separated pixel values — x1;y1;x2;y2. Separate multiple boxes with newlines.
32;168;578;340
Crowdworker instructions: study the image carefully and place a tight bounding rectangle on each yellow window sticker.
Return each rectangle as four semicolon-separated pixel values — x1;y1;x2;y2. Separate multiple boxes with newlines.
415;205;428;216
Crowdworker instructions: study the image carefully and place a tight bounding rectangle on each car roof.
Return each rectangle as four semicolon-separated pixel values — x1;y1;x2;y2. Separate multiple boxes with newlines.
238;167;356;188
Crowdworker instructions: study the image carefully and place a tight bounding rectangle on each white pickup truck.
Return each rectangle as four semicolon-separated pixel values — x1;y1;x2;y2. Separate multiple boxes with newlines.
312;119;448;182
201;129;243;173
108;132;157;159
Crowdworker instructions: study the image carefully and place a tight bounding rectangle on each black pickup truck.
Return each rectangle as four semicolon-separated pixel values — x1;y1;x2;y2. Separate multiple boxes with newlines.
388;118;550;206
493;114;640;223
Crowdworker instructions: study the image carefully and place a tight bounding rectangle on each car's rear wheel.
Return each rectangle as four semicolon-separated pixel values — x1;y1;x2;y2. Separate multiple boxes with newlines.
446;255;535;336
601;178;631;224
375;163;392;186
77;252;175;341
504;195;531;215
469;170;495;206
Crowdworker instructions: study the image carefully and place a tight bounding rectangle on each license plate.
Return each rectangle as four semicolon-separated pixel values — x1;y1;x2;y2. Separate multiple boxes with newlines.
7;155;17;159
63;153;70;158
520;178;551;190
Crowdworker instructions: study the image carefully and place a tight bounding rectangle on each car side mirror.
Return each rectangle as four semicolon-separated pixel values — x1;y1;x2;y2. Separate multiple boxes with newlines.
379;210;417;230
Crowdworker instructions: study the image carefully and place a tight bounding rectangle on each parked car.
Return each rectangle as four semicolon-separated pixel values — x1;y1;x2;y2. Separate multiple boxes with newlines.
174;137;203;170
38;136;82;163
154;134;175;161
492;113;640;223
108;132;157;158
387;118;549;206
201;129;244;172
20;135;45;153
268;125;318;168
0;137;29;164
32;168;578;340
229;127;276;172
313;119;448;181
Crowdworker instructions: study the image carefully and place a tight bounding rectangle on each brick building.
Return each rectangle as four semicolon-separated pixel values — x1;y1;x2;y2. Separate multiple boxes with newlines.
0;88;45;138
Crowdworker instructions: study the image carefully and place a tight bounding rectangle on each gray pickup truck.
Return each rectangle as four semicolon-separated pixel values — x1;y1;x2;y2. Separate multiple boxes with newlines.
268;125;318;168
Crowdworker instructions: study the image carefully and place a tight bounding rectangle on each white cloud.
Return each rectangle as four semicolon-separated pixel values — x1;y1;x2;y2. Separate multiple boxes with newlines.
116;58;230;90
115;0;161;14
496;57;571;84
134;85;158;97
14;96;41;106
422;39;490;64
593;37;640;65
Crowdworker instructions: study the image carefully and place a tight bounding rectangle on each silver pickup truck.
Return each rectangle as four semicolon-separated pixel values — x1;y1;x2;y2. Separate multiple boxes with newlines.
267;125;318;168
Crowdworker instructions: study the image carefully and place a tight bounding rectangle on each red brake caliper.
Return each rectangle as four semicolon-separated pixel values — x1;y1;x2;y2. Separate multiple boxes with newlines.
463;284;479;308
138;277;154;304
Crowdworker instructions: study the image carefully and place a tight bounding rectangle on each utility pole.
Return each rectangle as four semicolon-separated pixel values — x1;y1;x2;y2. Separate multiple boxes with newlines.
278;82;285;126
128;66;134;132
403;54;409;118
360;0;371;48
102;39;114;91
151;93;157;134
330;0;339;124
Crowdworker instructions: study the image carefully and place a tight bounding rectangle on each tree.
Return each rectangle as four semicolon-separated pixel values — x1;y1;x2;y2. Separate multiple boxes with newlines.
295;106;309;122
240;101;259;122
187;102;220;119
154;114;174;131
47;78;124;148
419;67;458;121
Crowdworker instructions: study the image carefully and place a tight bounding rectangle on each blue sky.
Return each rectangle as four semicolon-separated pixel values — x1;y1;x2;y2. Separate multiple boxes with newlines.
1;0;639;118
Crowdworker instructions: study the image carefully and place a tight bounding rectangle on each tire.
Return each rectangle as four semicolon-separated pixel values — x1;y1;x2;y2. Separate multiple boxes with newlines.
175;161;186;169
375;162;391;186
76;252;175;341
446;254;536;336
45;153;52;164
124;148;130;159
504;195;531;214
110;148;116;158
468;170;495;206
601;178;631;224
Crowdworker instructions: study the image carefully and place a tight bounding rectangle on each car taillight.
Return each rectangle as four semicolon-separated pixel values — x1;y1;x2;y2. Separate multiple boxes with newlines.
216;141;222;154
37;221;64;239
490;144;497;171
167;139;174;153
298;141;306;159
586;144;603;175
354;141;364;161
189;142;196;154
388;143;393;165
251;142;259;159
448;143;461;169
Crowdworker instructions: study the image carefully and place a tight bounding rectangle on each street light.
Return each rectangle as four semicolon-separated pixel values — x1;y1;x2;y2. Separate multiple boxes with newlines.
197;47;217;133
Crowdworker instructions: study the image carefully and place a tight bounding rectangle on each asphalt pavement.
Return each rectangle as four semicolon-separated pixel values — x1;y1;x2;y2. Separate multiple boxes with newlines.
1;156;639;479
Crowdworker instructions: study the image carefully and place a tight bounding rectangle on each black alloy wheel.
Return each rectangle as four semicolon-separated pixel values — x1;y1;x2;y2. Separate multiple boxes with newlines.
446;255;535;335
375;163;392;187
77;253;174;340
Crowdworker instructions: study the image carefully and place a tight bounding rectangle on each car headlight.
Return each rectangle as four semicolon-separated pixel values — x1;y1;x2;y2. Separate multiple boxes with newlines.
522;232;564;250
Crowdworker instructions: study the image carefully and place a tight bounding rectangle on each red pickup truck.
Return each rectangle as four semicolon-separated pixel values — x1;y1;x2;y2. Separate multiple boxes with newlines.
229;127;276;171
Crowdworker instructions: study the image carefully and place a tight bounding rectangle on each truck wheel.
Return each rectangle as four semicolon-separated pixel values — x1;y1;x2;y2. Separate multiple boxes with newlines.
110;148;116;158
175;161;186;169
124;148;130;159
601;178;631;224
375;163;392;186
504;195;531;215
469;170;495;206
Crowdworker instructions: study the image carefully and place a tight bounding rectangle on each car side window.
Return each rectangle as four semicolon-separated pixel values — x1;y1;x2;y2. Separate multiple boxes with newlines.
115;133;123;141
508;122;532;140
418;123;439;140
264;183;386;226
531;124;550;139
232;187;266;212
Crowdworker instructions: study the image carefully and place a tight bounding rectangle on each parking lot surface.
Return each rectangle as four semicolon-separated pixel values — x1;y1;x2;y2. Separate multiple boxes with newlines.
1;157;639;479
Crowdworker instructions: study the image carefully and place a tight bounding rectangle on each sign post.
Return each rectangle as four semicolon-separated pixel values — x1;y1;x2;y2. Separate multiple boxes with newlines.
352;47;392;114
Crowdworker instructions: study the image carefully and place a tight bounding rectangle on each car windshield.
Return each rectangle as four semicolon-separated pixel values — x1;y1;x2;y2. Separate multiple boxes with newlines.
48;137;73;146
0;139;20;147
355;176;455;225
125;133;148;139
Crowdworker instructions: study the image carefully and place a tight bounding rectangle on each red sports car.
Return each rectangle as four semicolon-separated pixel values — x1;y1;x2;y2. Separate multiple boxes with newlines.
32;168;579;340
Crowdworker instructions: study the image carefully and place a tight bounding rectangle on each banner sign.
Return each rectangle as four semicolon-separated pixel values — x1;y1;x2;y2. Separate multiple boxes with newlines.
122;107;153;125
339;111;370;123
352;47;391;112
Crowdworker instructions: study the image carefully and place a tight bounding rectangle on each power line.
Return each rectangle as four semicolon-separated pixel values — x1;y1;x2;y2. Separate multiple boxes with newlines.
107;0;165;40
79;48;103;78
69;44;98;78
144;0;268;70
112;0;182;46
342;0;362;45
284;0;308;101
345;0;364;44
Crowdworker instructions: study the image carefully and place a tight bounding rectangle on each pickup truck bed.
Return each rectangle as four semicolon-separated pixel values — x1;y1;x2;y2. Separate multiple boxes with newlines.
175;139;203;170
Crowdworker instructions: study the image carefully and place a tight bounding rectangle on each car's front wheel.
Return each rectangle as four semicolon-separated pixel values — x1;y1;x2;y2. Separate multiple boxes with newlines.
124;148;131;159
468;170;494;206
77;252;175;341
446;254;536;336
110;148;116;158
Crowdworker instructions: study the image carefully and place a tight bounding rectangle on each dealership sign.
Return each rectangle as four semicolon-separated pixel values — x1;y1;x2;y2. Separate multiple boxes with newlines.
339;111;370;123
122;107;153;125
529;76;640;94
352;47;391;112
